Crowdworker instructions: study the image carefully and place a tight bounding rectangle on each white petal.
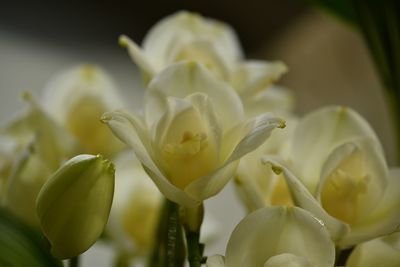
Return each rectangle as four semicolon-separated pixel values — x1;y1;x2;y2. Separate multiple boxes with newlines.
290;106;382;194
142;11;243;69
338;168;400;247
207;255;226;267
231;60;287;98
224;207;335;267
101;110;199;206
145;61;244;131
119;35;157;79
263;254;314;267
222;113;285;162
261;156;349;241
243;86;295;118
346;233;400;267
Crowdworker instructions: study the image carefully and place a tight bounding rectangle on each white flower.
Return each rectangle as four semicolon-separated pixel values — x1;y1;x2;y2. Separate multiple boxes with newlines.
36;154;115;259
42;64;125;157
119;11;287;99
206;206;335;267
102;62;284;206
346;232;400;267
263;106;400;247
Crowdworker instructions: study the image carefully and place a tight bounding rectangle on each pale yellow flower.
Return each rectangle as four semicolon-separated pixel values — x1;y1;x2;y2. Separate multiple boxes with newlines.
263;106;400;247
42;64;125;157
36;154;115;259
102;62;284;206
206;206;335;267
119;11;287;99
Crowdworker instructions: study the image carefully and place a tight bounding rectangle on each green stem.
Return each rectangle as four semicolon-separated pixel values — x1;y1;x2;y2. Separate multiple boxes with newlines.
187;232;203;267
148;199;185;267
69;256;79;267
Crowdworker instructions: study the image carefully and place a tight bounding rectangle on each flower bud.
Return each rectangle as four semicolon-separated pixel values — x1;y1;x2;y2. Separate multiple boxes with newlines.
36;154;115;259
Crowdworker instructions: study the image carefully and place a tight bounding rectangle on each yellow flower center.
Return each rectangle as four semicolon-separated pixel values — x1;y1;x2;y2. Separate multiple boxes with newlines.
321;150;369;224
161;130;218;189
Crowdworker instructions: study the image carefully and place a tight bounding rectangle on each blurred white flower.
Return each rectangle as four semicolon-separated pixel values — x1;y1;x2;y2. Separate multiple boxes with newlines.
206;206;335;267
263;106;400;247
107;151;162;256
102;62;284;207
119;11;287;100
1;94;80;225
42;64;125;157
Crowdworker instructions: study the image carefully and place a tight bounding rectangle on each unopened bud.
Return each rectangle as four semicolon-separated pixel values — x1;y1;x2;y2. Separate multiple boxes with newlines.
36;154;115;259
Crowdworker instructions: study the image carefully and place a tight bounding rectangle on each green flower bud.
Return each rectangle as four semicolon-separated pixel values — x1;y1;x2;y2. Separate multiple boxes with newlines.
36;154;115;259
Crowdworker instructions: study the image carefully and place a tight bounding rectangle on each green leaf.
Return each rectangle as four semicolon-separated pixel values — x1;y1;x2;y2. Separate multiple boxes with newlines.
0;207;63;267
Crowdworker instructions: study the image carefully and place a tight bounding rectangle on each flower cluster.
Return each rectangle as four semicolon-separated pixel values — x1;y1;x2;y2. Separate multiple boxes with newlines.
1;10;399;267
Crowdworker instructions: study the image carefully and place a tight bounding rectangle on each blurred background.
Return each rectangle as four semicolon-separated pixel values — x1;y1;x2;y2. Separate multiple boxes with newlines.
0;0;395;265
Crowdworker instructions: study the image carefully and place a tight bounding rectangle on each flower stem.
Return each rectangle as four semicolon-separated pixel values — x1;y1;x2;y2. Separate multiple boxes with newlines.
148;198;185;267
187;232;204;267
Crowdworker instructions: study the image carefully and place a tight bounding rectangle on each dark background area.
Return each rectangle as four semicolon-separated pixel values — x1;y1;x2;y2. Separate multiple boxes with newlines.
0;0;307;54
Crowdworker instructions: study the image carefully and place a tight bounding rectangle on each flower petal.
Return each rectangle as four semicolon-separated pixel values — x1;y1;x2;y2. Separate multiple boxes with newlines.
224;206;335;267
231;60;287;98
263;254;314;267
184;113;284;201
101;110;199;206
338;168;400;247
145;61;244;131
207;255;226;267
289;106;382;194
119;35;157;79
261;156;349;241
142;11;243;70
346;232;400;267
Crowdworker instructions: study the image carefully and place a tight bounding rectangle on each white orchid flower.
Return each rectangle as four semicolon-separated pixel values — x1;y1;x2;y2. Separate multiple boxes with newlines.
102;62;284;207
119;11;286;98
42;64;125;157
346;232;400;267
262;106;400;247
206;206;335;267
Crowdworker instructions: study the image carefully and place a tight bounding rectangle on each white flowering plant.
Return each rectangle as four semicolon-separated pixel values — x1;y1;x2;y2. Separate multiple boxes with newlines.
0;6;399;267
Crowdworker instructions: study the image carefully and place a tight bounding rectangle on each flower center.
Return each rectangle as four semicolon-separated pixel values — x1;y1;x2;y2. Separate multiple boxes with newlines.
161;130;217;189
321;151;370;224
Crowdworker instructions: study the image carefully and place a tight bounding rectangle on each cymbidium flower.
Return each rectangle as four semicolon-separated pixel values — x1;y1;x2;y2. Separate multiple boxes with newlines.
346;232;400;267
1;94;80;225
119;11;287;99
206;206;335;267
36;154;115;259
102;62;284;207
262;106;400;247
42;64;125;157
